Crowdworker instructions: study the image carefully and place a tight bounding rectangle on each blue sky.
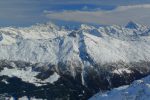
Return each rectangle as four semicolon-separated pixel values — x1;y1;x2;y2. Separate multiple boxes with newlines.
1;0;150;26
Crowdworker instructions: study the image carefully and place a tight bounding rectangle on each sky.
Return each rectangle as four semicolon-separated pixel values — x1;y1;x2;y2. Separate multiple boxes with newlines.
1;0;150;26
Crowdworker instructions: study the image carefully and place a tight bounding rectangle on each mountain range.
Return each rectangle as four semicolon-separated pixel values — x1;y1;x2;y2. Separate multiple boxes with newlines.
0;21;150;100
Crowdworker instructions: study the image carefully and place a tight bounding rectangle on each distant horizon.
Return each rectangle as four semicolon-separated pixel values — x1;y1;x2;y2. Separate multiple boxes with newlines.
1;1;150;26
0;20;148;29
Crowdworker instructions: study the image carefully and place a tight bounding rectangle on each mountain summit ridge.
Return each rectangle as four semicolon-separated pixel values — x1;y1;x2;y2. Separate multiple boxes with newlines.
0;22;150;63
125;21;142;29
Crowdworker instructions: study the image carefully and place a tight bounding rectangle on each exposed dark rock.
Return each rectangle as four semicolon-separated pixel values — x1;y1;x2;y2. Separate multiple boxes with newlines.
1;60;150;99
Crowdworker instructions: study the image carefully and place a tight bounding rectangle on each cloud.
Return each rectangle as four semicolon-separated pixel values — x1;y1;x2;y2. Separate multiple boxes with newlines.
44;4;150;26
1;1;150;26
0;0;48;26
37;0;150;6
115;4;150;11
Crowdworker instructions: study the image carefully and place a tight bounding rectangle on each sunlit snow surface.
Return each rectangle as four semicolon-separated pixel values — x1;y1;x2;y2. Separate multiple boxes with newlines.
113;68;132;74
0;67;60;86
90;75;150;100
0;22;150;64
9;96;44;100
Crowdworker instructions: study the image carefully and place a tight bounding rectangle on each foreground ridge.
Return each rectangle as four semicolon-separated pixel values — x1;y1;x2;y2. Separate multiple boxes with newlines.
90;75;150;100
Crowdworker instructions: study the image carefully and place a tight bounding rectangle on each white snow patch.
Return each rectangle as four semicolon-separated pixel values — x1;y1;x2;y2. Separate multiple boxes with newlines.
113;68;132;74
0;68;60;86
44;72;60;84
18;96;44;100
0;67;41;86
2;79;9;84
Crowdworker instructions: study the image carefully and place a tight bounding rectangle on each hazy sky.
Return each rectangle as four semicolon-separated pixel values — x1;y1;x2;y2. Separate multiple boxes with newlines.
1;0;150;26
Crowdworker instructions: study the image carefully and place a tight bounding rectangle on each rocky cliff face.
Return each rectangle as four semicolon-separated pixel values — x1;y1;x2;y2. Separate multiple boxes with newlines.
1;22;150;99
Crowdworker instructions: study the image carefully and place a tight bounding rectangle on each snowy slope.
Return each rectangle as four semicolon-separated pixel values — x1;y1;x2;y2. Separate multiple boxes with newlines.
0;67;60;86
89;75;150;100
0;22;150;64
1;22;150;99
0;22;150;84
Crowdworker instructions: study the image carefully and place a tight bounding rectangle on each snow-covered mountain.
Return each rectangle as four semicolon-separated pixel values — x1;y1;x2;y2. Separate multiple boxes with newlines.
1;22;150;99
0;22;150;63
90;75;150;100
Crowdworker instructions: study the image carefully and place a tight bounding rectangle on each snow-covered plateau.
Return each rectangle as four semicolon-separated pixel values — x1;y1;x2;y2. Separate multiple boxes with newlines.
1;21;150;99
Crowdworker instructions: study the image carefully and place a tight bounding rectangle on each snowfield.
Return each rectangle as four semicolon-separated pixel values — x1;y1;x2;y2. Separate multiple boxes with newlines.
90;75;150;100
0;67;60;86
0;22;150;64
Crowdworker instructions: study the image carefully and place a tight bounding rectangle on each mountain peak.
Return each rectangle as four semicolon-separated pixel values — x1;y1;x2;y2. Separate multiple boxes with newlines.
80;24;95;30
30;22;60;31
125;21;142;29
